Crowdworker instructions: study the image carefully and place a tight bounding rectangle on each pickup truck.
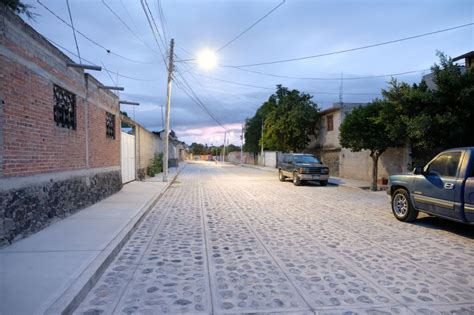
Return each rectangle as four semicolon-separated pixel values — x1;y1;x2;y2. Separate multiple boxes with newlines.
278;153;329;186
388;147;474;224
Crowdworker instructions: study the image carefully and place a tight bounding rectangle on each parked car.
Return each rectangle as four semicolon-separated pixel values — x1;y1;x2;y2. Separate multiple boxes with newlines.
278;153;329;186
388;147;474;224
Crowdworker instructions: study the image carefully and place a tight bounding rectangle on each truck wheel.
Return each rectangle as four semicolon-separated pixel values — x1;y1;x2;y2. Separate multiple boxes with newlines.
293;172;301;186
391;188;418;222
278;170;286;182
320;180;328;186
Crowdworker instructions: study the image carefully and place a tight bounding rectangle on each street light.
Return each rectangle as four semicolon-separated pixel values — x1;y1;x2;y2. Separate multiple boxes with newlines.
197;49;218;71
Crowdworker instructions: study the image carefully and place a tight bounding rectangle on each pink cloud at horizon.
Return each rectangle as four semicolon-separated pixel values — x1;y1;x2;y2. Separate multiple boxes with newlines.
175;123;244;146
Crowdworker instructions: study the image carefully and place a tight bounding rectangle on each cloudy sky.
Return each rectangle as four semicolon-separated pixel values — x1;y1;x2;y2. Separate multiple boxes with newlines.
23;0;473;145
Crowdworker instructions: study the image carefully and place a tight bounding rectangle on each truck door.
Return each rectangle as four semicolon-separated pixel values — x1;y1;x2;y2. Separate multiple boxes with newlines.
412;151;462;218
464;162;474;223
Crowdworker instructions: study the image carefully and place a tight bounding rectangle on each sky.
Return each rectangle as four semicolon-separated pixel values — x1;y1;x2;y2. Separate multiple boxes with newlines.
22;0;473;145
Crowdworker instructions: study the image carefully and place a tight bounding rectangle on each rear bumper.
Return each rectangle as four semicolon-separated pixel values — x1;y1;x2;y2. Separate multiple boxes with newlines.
299;174;329;181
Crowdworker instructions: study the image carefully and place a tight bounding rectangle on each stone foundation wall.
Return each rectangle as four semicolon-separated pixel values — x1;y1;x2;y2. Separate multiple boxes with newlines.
0;170;121;246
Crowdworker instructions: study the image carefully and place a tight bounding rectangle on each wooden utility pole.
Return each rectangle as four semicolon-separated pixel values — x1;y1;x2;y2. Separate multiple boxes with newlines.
163;39;174;182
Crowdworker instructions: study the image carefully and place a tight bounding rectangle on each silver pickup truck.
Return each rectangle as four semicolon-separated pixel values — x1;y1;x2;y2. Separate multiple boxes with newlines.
388;147;474;224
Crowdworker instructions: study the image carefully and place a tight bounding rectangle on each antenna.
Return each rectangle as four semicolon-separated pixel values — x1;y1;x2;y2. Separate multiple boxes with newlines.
339;72;344;106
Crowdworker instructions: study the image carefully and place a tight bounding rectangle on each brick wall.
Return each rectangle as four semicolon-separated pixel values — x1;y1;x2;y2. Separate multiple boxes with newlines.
0;6;121;177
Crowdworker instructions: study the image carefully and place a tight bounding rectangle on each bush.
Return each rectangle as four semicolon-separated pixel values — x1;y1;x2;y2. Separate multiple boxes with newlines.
147;153;163;177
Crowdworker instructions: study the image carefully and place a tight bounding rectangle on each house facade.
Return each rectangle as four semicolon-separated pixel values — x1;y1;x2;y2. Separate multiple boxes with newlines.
0;6;122;245
308;102;411;183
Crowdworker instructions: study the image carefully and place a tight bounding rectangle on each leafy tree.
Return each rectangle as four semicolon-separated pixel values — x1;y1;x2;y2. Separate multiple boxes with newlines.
244;98;276;154
381;52;474;165
1;0;36;19
262;86;319;151
340;101;403;191
244;85;319;153
189;142;208;155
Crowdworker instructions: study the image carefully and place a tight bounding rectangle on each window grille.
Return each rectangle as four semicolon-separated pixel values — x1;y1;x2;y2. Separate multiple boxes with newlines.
53;85;76;129
106;112;116;139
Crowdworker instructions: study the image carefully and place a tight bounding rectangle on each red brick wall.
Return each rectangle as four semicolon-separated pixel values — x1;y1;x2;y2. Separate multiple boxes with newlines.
0;8;120;178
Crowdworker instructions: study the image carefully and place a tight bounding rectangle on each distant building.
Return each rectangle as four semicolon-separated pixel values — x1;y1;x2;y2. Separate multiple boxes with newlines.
307;102;411;183
422;51;472;89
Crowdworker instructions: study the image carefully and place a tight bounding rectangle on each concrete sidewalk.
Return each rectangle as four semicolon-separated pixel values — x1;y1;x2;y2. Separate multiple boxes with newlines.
0;165;183;315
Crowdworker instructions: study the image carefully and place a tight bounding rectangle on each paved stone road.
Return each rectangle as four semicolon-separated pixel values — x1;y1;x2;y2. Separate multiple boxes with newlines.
75;162;474;315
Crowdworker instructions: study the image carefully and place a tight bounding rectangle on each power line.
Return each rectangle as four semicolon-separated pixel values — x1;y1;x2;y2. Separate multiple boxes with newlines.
156;0;169;43
65;0;81;63
174;67;227;130
140;0;168;68
191;71;381;96
143;0;167;53
225;22;474;67
101;0;160;55
229;67;431;80
37;0;155;65
217;0;286;52
44;36;161;82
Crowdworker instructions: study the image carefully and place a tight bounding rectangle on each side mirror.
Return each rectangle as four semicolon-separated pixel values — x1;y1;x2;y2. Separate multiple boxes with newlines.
413;166;424;175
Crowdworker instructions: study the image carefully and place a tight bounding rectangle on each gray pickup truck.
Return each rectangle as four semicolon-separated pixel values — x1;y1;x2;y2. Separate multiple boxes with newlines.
388;147;474;224
278;153;329;186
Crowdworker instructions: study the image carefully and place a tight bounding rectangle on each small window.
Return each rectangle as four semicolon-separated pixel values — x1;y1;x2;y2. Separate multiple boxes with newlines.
105;112;115;139
53;85;76;129
428;152;462;177
327;115;334;131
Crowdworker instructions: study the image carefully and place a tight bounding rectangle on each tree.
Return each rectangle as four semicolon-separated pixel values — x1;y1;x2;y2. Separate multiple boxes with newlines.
381;53;474;165
1;0;36;19
244;98;276;154
262;86;319;151
244;85;319;153
189;142;208;155
340;101;403;191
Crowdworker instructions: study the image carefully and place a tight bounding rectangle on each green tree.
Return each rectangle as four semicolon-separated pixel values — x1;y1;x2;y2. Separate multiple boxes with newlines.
262;86;319;151
340;101;403;191
381;53;474;165
244;98;276;154
244;85;319;153
189;142;208;155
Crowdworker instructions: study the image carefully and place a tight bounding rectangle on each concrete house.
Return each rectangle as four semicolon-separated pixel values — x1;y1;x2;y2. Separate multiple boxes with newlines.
308;102;411;183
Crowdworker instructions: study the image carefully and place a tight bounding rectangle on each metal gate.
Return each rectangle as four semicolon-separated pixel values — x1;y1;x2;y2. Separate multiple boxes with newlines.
121;132;136;184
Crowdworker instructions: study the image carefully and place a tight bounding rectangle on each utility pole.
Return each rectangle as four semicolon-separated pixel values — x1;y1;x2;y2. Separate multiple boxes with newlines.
261;118;264;166
163;38;174;182
240;124;244;166
222;131;227;162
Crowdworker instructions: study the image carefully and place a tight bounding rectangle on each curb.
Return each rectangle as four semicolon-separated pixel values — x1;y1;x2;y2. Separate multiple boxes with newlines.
45;165;185;315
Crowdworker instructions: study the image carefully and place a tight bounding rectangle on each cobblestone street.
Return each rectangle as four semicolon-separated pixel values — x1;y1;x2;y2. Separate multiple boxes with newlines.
75;162;474;315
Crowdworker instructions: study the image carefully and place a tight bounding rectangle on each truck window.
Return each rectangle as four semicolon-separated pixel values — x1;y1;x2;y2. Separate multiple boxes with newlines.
428;152;462;177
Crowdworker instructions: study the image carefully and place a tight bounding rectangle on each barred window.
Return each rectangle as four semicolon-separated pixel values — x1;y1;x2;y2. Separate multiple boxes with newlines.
106;112;116;139
53;85;76;130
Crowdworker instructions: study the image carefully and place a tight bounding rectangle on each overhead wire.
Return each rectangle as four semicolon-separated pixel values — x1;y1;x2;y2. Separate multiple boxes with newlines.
65;0;81;63
44;36;161;82
217;0;286;52
174;64;227;130
101;0;160;55
228;67;432;81
224;22;474;67
140;0;168;68
37;0;155;65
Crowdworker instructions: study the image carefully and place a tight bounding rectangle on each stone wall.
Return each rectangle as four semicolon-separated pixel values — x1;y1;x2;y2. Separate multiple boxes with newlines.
0;6;122;246
0;168;121;246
